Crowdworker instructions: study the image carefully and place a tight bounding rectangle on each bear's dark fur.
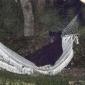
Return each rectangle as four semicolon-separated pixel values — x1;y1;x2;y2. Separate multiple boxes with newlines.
25;31;63;66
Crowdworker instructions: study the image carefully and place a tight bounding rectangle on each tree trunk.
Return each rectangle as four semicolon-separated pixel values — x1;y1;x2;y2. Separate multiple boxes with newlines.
20;0;34;36
37;0;45;14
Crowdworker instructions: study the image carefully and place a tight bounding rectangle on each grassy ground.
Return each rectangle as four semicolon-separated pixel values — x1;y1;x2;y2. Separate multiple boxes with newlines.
0;68;85;85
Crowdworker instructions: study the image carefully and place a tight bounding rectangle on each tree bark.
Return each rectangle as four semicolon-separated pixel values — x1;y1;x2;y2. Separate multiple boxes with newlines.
20;0;34;36
36;0;45;14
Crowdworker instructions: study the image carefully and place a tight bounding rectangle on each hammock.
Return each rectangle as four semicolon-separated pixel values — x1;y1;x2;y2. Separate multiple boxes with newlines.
0;15;79;75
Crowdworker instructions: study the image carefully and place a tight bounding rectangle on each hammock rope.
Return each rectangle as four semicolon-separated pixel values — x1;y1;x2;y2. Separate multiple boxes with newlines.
62;15;79;36
0;15;79;75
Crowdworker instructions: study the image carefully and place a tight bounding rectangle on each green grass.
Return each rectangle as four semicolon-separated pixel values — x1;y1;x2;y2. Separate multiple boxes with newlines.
0;70;85;85
79;26;85;36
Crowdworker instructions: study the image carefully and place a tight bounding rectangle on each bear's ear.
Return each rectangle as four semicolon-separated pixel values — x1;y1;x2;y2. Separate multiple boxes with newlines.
49;31;62;36
49;31;53;36
58;31;62;34
56;31;62;35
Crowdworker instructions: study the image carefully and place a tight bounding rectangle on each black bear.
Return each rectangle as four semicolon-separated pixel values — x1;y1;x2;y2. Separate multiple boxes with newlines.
25;31;63;66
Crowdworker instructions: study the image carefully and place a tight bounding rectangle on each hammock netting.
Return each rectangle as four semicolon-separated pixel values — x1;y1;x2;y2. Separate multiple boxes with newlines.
0;15;79;75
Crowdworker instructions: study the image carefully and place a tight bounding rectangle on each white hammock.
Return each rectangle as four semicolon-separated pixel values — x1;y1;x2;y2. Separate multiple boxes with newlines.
0;15;79;75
